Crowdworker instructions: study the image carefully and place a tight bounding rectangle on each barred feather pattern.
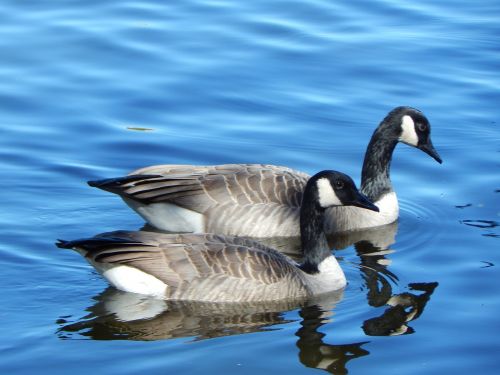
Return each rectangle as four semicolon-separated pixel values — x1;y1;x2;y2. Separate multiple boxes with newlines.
117;164;309;236
71;231;314;302
90;164;396;235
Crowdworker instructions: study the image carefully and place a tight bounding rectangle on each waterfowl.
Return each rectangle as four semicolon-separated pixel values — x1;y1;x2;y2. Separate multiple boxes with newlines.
57;170;379;302
89;106;441;236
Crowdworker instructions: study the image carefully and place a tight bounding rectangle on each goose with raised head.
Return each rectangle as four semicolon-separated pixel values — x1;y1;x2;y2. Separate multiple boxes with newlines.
57;170;379;302
88;106;441;237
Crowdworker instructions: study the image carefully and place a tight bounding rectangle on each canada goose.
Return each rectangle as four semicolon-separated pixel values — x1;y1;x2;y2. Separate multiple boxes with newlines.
57;170;379;302
88;106;441;237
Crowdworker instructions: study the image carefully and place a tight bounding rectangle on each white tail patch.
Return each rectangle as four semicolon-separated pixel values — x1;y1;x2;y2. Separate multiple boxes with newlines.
399;115;419;146
316;178;342;208
102;265;168;298
124;199;204;233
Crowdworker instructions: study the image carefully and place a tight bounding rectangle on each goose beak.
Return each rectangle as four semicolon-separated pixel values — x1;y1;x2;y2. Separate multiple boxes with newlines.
418;140;442;164
352;191;379;212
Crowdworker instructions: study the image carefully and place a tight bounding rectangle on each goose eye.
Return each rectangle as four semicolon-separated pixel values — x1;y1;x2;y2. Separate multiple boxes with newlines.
334;180;344;189
417;122;427;132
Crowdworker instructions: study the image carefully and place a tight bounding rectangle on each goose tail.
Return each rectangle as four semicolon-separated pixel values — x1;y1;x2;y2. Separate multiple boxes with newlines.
55;233;141;251
87;174;163;196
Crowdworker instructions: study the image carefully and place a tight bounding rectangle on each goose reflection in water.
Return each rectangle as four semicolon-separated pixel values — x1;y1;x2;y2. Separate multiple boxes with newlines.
295;304;369;373
57;287;304;341
56;222;437;373
351;222;439;336
255;221;439;342
57;288;370;374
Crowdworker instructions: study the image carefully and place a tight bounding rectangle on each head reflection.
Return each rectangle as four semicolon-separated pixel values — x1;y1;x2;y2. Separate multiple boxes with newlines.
351;223;439;336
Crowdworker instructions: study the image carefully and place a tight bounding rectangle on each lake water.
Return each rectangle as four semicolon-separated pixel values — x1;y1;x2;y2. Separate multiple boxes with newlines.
1;0;499;374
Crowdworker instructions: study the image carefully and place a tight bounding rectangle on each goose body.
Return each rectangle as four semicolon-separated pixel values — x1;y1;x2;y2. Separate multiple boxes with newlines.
58;171;379;302
89;107;442;237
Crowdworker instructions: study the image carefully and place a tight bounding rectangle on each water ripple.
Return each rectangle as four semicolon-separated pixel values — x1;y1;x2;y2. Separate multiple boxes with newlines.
0;0;499;373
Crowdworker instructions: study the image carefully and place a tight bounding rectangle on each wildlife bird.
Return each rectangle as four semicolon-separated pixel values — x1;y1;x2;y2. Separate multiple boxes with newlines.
89;106;441;237
58;170;378;302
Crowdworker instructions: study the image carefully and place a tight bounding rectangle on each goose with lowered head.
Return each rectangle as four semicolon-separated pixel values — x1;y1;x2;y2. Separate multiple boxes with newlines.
57;170;378;302
89;106;441;237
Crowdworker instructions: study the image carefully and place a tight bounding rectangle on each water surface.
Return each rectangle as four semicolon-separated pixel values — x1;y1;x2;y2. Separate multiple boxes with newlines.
0;0;499;374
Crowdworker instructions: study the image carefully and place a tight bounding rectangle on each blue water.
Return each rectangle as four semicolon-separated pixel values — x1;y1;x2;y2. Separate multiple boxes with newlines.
1;0;499;373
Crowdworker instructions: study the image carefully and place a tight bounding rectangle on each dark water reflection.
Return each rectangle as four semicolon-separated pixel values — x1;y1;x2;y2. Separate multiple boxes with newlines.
295;304;370;374
58;289;371;373
57;224;438;373
362;282;438;337
352;225;438;336
57;288;305;341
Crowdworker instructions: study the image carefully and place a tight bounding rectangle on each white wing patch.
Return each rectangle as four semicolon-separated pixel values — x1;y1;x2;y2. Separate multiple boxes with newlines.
399;115;419;146
316;178;341;208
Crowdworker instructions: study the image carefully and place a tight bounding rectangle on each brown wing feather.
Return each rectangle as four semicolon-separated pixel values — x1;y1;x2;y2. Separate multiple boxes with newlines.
75;231;300;291
114;164;309;212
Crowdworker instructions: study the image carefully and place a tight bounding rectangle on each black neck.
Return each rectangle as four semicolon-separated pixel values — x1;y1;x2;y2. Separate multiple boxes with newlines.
299;197;331;274
360;126;398;201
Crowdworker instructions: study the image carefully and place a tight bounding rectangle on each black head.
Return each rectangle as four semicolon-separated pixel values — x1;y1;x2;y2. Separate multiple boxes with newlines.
305;170;379;212
386;106;442;164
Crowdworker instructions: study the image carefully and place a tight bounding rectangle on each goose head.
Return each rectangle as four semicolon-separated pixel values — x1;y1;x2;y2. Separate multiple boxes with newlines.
388;106;442;164
305;170;380;212
300;170;379;275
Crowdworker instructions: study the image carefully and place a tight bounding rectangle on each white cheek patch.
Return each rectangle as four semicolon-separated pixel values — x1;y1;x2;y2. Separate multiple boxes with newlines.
317;178;342;208
399;115;419;146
